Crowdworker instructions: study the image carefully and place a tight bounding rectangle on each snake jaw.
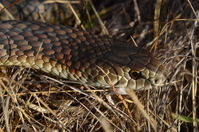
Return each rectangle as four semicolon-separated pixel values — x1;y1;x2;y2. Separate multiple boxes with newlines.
113;69;166;94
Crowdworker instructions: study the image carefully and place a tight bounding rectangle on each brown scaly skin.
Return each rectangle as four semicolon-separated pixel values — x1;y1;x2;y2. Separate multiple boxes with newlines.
0;20;165;93
0;0;72;24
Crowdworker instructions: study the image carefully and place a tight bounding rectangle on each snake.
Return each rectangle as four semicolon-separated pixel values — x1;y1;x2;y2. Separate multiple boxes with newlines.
0;0;73;24
0;20;165;93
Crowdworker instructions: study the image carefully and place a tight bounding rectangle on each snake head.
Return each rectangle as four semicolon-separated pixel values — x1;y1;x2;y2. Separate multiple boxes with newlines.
107;57;166;94
128;57;166;89
97;39;166;94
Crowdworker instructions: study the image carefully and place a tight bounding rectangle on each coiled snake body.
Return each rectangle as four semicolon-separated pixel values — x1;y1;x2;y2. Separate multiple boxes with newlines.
0;20;165;92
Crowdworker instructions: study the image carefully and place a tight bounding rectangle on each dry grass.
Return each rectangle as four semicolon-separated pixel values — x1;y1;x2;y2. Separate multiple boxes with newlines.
0;0;198;131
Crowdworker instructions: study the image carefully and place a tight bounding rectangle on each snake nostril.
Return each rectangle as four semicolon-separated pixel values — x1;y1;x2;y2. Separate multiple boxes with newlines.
130;71;142;80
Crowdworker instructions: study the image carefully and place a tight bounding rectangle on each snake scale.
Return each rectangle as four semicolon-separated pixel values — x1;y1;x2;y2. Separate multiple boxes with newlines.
0;20;165;93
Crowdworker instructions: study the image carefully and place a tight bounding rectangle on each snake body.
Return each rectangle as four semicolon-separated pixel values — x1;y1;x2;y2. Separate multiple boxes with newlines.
0;0;71;24
0;20;165;92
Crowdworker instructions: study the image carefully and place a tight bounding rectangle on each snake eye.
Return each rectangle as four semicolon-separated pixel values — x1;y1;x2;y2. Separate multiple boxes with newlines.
130;71;142;80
